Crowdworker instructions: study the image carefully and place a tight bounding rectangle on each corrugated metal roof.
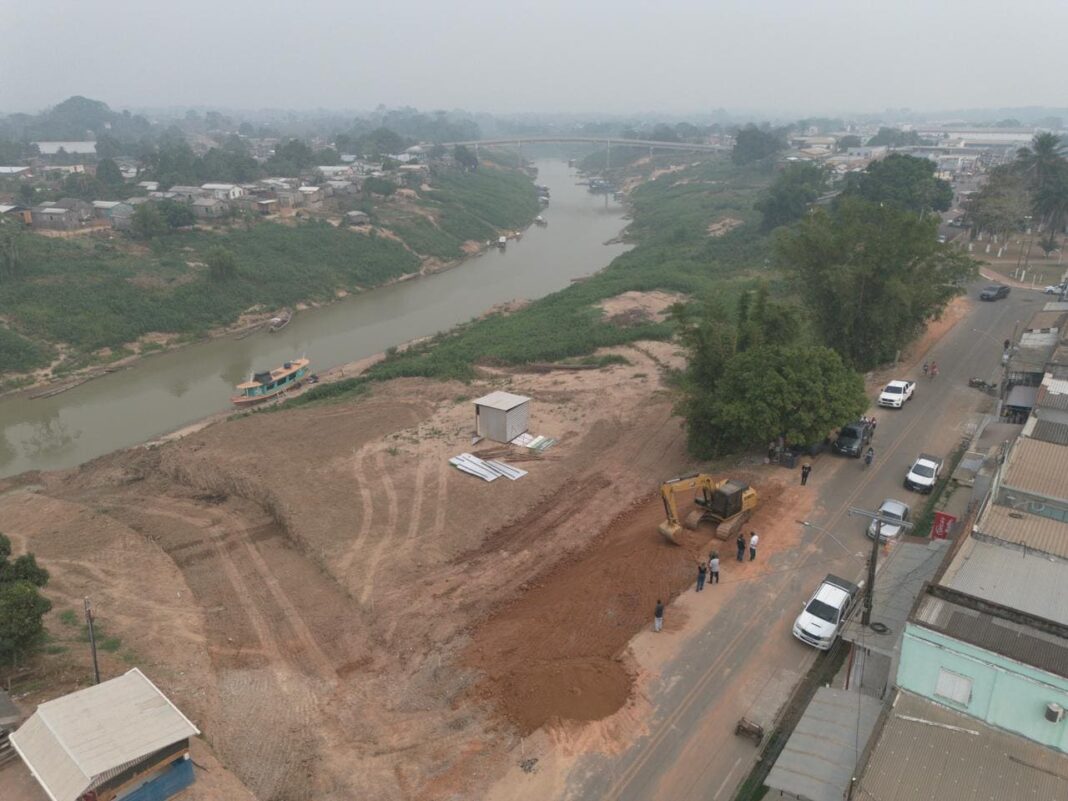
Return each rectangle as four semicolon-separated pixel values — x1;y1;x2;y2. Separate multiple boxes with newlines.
841;540;950;657
1006;385;1038;408
913;592;1068;678
1025;310;1067;331
765;687;882;801
857;691;1068;801
977;503;1068;560
1008;342;1055;373
1002;437;1068;501
1028;418;1068;445
1037;384;1068;411
9;669;198;801
473;391;531;411
939;536;1068;625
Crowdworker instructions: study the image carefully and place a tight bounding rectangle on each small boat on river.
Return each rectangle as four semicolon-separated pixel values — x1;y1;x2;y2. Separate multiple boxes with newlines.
231;357;311;406
534;215;547;227
268;311;292;332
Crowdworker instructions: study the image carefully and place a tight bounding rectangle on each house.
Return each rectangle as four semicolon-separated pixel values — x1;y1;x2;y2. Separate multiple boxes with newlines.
345;210;370;225
326;179;359;195
30;204;78;230
33;141;97;156
316;165;353;180
137;180;159;192
92;200;123;219
0;166;32;178
473;392;531;443
201;183;244;201
91;200;135;229
54;197;94;223
167;185;207;203
0;203;32;225
274;187;303;208
191;197;228;219
10;668;199;801
297;185;322;203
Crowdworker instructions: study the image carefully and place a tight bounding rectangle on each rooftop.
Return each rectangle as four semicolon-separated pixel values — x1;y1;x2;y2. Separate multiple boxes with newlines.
939;535;1068;625
1025;417;1068;445
1008;342;1056;373
764;687;882;801
473;391;531;412
913;585;1068;678
976;502;1068;561
1001;436;1068;502
1025;310;1068;331
10;668;198;801
857;690;1068;801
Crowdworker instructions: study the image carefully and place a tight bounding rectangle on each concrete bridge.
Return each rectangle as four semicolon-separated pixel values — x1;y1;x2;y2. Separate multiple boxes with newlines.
438;136;724;154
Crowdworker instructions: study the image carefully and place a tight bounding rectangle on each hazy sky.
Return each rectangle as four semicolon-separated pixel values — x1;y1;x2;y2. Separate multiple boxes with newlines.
3;0;1066;115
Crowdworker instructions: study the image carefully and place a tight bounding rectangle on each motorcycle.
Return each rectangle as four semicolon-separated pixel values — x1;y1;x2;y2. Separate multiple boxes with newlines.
969;377;997;393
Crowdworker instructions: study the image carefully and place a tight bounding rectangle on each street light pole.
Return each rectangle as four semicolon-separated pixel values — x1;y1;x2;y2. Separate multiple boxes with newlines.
847;507;914;625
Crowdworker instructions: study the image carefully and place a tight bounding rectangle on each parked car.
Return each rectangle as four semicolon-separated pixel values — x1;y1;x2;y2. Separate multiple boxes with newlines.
833;420;873;457
905;453;943;493
792;574;861;650
866;498;911;541
1044;283;1067;295
979;284;1010;301
878;379;915;408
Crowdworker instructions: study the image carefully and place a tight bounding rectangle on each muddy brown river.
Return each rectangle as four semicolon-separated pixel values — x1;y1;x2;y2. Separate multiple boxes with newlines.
0;160;628;477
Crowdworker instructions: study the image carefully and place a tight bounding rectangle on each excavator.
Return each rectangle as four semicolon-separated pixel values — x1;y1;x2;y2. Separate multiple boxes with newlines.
658;473;759;545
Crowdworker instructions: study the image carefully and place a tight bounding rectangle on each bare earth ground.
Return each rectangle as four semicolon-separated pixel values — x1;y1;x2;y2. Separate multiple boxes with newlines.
3;319;803;801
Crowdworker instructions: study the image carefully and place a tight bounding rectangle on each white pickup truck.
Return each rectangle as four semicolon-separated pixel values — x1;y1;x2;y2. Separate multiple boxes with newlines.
792;574;861;650
878;379;915;408
905;453;943;493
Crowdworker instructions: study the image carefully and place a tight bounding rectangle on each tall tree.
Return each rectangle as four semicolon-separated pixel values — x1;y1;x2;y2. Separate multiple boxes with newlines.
205;246;238;282
1016;132;1065;194
1034;161;1068;253
842;154;953;214
96;157;124;188
732;125;785;165
0;533;51;667
130;203;168;240
777;197;977;369
755;162;827;230
963;165;1031;240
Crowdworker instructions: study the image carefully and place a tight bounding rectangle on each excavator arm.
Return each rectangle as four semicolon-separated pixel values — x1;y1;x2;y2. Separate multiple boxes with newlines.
658;473;758;545
658;473;720;543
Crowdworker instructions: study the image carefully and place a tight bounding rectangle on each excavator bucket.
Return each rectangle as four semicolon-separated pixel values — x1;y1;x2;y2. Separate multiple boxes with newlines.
658;520;682;544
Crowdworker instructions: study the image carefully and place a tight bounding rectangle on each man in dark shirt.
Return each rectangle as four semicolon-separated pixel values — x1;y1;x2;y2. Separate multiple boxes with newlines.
654;599;664;632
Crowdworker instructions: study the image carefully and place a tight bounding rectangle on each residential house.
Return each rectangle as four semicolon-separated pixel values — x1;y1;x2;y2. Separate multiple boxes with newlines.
191;197;228;219
345;210;370;225
10;668;199;801
137;180;160;192
0;203;32;225
92;200;135;229
0;166;32;178
316;165;353;180
201;182;244;201
274;187;304;208
168;185;207;203
325;179;359;195
32;140;97;156
297;185;323;203
54;197;94;223
30;203;78;230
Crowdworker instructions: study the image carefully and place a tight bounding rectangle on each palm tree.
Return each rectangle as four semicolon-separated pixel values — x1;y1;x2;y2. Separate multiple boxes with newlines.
1034;162;1068;253
1016;132;1066;193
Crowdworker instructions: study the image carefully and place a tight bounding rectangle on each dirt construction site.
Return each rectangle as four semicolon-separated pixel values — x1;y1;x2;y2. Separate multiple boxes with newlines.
0;314;808;801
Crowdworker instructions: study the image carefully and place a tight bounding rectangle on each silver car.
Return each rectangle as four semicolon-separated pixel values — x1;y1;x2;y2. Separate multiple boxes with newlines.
866;498;911;541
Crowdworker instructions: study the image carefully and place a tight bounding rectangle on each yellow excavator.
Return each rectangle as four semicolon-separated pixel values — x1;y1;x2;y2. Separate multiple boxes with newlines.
658;473;759;544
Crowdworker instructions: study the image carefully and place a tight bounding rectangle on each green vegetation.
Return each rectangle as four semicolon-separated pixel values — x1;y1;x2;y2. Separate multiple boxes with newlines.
841;153;953;214
0;533;52;667
0;325;53;372
755;163;827;231
732;125;787;165
866;127;929;148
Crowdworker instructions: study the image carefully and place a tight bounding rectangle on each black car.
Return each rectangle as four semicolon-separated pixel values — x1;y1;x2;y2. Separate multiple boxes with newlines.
833;420;873;457
979;284;1010;301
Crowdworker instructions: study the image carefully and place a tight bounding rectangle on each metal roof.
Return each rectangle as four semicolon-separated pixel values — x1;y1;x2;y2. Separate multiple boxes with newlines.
1006;385;1038;408
473;391;531;412
841;540;950;657
1028;418;1068;446
1002;436;1068;502
976;503;1068;561
1025;310;1067;331
1036;373;1068;411
9;669;198;801
913;590;1068;678
764;687;882;801
856;691;1068;801
939;535;1068;625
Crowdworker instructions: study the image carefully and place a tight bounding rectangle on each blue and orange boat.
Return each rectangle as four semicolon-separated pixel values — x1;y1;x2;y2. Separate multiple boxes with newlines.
231;357;311;406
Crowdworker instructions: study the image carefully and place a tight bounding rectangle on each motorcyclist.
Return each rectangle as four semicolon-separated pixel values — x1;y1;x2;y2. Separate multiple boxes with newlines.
930;361;939;378
864;446;874;467
922;362;929;376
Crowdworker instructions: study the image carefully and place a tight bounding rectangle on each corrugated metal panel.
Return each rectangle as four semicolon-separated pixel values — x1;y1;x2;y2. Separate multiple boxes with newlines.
9;669;198;800
1006;385;1038;408
1036;385;1068;411
940;536;1068;626
1025;310;1067;331
1002;437;1068;501
1029;418;1068;446
977;504;1068;560
764;688;882;801
9;713;88;801
472;391;530;411
858;691;1068;800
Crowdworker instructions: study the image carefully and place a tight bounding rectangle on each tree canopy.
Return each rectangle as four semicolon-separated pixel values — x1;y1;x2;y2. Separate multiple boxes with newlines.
755;163;827;231
776;197;977;369
0;532;51;666
732;125;786;165
866;127;928;148
964;165;1031;240
841;154;953;214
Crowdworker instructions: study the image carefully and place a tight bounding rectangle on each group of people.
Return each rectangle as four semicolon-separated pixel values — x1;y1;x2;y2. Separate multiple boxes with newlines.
654;531;760;631
922;361;939;378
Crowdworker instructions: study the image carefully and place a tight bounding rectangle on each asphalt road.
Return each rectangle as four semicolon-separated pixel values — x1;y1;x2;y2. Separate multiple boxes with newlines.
569;284;1042;801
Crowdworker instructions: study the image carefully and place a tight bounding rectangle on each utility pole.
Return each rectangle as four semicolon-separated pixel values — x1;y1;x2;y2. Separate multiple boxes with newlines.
848;507;914;625
84;597;101;685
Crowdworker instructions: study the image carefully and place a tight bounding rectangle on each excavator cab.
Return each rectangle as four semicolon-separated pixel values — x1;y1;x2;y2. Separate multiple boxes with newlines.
658;474;757;544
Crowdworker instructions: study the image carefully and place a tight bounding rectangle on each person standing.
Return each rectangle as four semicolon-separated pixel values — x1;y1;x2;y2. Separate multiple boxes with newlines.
736;533;746;561
709;552;720;584
696;561;707;592
749;531;759;561
654;599;664;632
801;463;812;486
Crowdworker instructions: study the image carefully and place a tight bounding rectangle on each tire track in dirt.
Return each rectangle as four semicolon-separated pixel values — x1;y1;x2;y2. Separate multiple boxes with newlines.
359;449;400;605
339;446;375;577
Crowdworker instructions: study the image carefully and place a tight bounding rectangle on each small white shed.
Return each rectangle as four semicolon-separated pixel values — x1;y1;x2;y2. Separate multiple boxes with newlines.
473;391;531;443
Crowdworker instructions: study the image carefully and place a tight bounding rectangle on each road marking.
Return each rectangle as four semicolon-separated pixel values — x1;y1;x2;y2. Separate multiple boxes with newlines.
713;757;743;800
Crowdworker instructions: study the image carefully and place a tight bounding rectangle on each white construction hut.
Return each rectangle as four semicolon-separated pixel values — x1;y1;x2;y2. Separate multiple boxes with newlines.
473;391;531;443
10;668;200;801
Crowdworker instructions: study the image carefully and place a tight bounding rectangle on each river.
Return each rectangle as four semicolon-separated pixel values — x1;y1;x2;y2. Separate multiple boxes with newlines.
0;159;629;477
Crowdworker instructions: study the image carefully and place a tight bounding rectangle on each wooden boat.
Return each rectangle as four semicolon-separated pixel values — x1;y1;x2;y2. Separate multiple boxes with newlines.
268;312;292;333
534;215;547;227
231;357;311;406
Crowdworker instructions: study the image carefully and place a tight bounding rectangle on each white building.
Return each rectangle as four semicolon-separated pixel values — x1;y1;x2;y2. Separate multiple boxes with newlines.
473;391;531;443
201;183;245;200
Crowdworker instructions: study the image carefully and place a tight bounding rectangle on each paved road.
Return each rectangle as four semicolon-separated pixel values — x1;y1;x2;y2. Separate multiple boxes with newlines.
570;284;1041;801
